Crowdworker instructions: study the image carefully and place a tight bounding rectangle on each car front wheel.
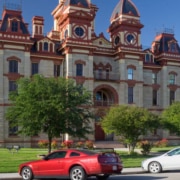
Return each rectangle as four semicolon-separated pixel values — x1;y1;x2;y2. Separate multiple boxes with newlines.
21;167;33;180
70;166;87;180
148;161;162;173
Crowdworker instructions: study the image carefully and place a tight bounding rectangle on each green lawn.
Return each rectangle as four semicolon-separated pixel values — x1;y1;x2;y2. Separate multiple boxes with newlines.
0;148;48;173
118;151;149;168
0;147;175;173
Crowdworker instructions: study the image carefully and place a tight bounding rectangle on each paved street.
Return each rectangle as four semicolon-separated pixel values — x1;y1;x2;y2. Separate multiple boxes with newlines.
1;168;180;180
0;168;142;179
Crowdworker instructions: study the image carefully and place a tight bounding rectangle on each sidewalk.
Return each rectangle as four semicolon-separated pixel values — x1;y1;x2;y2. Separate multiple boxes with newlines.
0;173;21;179
0;168;144;179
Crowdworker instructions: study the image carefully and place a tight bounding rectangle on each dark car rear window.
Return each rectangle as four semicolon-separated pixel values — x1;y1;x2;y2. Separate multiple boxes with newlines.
76;149;98;155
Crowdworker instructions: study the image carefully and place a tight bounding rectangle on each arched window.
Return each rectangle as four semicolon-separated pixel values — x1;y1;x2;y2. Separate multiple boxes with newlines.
169;74;175;84
128;68;133;80
76;64;83;76
44;42;48;51
9;60;18;73
96;91;107;101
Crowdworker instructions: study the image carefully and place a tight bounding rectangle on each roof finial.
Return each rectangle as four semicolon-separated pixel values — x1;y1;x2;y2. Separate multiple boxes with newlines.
3;0;22;11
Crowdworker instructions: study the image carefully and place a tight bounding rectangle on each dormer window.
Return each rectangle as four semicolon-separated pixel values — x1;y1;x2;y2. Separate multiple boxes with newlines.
170;42;176;52
145;53;153;63
168;40;178;53
12;21;18;32
145;54;150;62
44;42;48;51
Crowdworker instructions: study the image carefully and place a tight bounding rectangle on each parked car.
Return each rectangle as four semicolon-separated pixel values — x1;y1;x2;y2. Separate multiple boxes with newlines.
142;147;180;173
19;148;123;180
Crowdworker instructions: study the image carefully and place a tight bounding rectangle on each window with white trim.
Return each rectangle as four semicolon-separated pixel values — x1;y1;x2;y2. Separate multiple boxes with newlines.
128;68;133;80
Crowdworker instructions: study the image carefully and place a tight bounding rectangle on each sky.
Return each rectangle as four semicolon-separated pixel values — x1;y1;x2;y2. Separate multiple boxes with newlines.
1;0;180;48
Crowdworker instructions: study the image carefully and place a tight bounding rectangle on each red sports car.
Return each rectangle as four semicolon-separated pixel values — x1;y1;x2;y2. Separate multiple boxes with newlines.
19;148;123;180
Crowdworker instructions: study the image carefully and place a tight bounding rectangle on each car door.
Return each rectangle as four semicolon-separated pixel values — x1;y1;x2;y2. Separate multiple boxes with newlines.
161;148;180;170
37;151;67;176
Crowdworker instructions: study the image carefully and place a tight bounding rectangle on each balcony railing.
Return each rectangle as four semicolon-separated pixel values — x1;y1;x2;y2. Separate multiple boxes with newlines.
94;71;120;81
47;31;60;40
94;100;114;107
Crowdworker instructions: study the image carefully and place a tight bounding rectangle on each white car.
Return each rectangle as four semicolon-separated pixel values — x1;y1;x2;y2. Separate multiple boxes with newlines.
142;147;180;173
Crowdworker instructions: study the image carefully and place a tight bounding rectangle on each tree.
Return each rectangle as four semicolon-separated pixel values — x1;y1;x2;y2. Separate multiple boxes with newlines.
6;74;93;152
100;105;159;153
161;101;180;135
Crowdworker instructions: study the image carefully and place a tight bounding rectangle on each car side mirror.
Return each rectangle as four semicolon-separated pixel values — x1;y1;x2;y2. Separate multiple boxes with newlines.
43;156;49;160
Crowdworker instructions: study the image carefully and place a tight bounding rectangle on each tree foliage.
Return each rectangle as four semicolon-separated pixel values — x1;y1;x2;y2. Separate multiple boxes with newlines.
6;75;93;152
100;105;159;153
161;101;180;135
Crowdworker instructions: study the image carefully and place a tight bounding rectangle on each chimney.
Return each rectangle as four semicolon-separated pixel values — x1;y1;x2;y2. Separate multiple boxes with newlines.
32;16;44;38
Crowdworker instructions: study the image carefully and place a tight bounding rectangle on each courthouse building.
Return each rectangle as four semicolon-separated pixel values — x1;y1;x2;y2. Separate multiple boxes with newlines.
0;0;180;147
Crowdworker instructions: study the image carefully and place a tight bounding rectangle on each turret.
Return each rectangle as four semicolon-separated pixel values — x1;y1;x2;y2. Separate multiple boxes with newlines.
32;16;44;38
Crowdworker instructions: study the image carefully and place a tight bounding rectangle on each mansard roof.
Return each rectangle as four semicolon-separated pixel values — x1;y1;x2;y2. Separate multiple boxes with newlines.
153;32;180;54
111;0;140;22
0;9;29;34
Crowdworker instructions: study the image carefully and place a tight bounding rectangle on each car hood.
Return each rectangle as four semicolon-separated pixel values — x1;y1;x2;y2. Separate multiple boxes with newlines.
143;154;165;162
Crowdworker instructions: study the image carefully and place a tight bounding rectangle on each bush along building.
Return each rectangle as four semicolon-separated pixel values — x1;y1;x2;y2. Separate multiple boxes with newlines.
0;0;180;147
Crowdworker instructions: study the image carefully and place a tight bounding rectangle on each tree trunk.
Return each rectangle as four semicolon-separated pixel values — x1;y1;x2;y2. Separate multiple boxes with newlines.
48;136;52;153
128;143;135;154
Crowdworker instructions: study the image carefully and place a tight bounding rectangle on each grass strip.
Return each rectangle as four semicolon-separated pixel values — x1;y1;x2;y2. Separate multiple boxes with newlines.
0;147;174;173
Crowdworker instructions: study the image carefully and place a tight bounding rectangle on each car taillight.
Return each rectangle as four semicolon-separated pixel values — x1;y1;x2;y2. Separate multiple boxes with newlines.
117;156;122;163
98;155;118;163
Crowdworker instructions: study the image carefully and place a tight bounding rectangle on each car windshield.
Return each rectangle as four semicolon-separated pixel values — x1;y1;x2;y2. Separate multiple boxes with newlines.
167;148;180;156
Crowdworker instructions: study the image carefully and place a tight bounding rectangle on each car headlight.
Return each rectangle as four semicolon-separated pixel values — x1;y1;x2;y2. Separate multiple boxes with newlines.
142;159;147;165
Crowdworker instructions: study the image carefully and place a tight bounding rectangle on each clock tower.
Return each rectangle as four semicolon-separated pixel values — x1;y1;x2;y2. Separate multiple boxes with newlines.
52;0;97;45
51;0;98;84
108;0;145;108
108;0;143;50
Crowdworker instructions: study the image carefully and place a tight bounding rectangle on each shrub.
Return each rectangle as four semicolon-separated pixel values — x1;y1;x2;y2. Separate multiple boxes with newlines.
38;140;48;148
139;140;153;155
61;140;73;148
38;140;58;149
85;140;94;149
76;141;84;148
154;138;168;147
51;140;58;149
